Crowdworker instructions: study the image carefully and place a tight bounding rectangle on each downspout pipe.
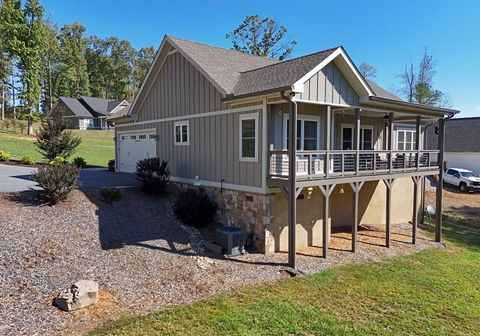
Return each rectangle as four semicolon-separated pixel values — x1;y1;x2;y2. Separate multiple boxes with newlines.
281;90;297;270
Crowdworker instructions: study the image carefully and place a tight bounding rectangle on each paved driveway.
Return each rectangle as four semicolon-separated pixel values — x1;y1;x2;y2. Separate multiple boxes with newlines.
0;164;139;192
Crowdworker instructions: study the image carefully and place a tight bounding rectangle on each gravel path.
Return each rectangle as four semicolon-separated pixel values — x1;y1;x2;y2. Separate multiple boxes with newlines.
0;188;442;336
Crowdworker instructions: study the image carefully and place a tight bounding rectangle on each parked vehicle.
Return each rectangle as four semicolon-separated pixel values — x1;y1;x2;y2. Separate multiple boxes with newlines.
443;168;480;192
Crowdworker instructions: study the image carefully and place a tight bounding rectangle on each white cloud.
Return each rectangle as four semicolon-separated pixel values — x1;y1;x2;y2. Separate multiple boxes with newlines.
475;105;480;112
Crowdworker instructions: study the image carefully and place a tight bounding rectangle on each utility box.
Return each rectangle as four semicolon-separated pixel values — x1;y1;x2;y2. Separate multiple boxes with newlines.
216;226;246;256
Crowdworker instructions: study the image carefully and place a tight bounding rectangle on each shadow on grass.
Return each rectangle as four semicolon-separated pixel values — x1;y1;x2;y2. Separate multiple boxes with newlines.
422;210;480;250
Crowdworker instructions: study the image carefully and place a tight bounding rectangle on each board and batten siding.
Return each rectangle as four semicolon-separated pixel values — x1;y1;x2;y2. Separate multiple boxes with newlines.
117;109;264;188
296;62;359;106
333;113;385;150
135;50;229;122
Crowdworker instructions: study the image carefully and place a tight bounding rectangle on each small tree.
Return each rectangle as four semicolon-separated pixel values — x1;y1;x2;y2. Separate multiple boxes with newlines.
136;158;170;195
35;109;81;161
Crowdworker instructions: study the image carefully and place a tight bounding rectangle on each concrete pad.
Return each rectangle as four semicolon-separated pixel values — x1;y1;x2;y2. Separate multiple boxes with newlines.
0;164;139;192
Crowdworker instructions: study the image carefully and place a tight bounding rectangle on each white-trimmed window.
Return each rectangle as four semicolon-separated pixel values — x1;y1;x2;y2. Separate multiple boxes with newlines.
341;124;374;150
239;113;258;161
283;115;321;150
397;129;416;150
174;121;189;145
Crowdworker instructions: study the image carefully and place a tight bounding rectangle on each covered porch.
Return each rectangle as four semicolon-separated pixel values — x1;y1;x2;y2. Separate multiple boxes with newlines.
266;97;450;269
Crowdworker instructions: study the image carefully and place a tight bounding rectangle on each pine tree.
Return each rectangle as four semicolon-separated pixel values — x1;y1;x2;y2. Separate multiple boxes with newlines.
35;109;81;161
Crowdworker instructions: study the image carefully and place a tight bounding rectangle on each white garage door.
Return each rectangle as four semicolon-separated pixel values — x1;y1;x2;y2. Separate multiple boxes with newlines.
118;131;157;173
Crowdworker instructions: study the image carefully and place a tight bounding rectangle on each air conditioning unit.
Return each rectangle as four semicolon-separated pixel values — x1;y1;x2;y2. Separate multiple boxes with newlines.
216;226;246;256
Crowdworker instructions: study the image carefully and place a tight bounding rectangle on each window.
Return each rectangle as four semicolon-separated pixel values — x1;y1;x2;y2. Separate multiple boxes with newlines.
283;115;320;150
397;130;416;150
130;135;137;140
149;134;156;139
139;134;147;140
239;113;258;161
174;121;189;145
341;125;374;150
121;135;127;140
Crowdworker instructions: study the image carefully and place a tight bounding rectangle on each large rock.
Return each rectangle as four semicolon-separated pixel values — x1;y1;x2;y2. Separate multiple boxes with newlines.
55;280;99;311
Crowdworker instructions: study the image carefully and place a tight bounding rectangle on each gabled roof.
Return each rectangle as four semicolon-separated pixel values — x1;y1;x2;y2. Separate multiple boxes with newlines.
79;96;124;117
426;117;480;152
232;47;338;96
59;97;92;118
367;80;403;101
168;36;279;95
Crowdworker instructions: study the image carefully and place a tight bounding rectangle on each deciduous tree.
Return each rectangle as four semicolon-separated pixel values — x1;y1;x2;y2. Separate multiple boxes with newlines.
226;15;297;60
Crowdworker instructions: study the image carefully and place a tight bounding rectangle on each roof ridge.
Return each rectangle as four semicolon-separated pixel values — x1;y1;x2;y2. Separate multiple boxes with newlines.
239;46;341;74
167;35;281;62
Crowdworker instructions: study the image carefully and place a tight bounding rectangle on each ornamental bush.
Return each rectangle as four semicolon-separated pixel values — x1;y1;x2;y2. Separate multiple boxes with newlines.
0;150;11;162
21;155;36;165
135;158;170;195
174;187;217;228
32;164;79;205
73;156;87;168
51;156;67;165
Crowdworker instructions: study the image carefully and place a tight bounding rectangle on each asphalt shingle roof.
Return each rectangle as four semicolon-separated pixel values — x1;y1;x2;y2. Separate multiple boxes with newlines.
232;48;338;96
168;36;279;94
426;117;480;152
59;97;92;118
80;96;123;117
367;80;403;101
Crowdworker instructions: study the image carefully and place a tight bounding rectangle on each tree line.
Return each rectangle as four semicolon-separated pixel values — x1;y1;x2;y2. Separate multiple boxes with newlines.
0;0;155;129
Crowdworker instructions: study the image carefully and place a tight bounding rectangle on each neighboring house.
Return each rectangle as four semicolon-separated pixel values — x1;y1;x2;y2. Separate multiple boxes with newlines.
109;35;458;266
51;96;129;130
426;117;480;175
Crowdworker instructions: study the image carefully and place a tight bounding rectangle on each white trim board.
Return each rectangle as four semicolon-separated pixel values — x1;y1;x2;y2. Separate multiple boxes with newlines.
170;176;265;194
239;112;259;162
115;105;263;128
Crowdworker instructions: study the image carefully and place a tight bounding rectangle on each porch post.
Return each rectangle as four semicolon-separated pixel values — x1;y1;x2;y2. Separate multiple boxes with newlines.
354;108;361;174
288;95;298;268
415;115;421;170
325;105;331;177
435;118;445;242
388;112;394;172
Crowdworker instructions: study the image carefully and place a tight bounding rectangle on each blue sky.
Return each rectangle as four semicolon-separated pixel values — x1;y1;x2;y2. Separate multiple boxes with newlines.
41;0;480;117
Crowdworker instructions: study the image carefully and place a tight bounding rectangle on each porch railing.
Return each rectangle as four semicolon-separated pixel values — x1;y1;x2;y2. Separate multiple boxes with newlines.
268;149;440;180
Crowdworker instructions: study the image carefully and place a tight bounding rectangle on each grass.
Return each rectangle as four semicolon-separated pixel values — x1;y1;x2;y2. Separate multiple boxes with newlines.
90;214;480;336
0;128;114;167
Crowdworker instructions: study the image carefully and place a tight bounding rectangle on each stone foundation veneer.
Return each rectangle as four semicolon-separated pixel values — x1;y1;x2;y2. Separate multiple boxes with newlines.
173;182;276;253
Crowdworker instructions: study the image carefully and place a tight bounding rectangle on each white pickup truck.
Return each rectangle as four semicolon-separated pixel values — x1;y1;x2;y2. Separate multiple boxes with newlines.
443;168;480;192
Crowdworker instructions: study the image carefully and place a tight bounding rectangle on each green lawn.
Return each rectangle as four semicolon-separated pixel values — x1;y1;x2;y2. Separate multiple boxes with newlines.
0;129;114;167
90;214;480;336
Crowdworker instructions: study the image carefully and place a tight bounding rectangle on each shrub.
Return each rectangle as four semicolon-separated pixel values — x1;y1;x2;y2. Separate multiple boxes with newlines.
0;150;11;162
136;158;170;195
51;156;67;165
32;164;79;204
35;109;81;161
21;155;36;165
108;159;115;172
101;187;122;202
174;187;217;228
73;157;87;168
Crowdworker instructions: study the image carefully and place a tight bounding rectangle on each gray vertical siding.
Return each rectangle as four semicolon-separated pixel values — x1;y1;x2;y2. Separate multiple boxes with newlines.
136;51;228;122
296;62;359;106
333;113;384;150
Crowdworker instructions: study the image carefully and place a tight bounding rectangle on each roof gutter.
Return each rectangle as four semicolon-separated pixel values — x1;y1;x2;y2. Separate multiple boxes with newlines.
365;96;459;116
222;86;293;103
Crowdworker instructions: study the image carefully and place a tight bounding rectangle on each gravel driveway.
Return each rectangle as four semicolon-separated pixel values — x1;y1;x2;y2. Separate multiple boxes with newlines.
0;187;441;336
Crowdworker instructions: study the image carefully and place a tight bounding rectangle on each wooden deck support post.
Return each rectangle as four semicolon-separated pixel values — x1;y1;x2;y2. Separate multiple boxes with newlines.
435;118;445;242
412;176;422;244
415;115;421;170
319;184;334;258
349;181;364;252
383;178;395;248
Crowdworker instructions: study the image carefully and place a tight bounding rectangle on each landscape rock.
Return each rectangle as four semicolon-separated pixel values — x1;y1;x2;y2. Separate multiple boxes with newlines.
55;280;99;311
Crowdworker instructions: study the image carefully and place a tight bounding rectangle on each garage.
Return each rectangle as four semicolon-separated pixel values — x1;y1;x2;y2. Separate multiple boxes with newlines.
117;130;157;173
